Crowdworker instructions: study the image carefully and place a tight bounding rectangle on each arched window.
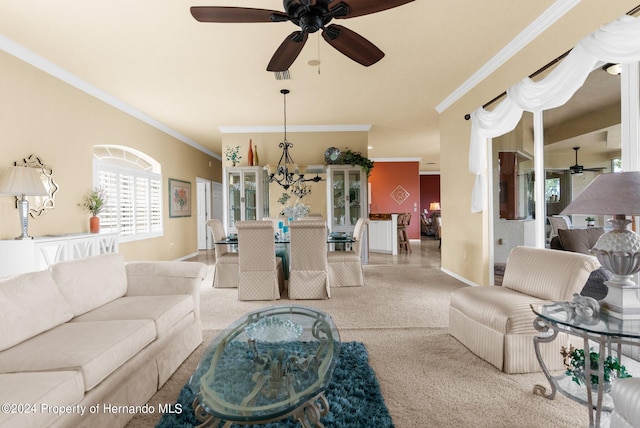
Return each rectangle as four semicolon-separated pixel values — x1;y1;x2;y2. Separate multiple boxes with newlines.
93;145;163;241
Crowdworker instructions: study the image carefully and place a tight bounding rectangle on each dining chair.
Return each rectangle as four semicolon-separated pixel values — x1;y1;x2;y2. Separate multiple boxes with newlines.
236;220;285;301
327;217;369;287
206;219;238;288
289;220;330;299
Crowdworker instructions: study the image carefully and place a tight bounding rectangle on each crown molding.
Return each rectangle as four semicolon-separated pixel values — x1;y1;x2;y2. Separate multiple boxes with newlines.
370;157;422;162
0;34;220;159
435;0;580;114
219;124;371;134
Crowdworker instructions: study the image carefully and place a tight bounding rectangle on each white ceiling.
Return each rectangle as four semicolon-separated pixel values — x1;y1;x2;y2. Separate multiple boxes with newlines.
0;1;625;171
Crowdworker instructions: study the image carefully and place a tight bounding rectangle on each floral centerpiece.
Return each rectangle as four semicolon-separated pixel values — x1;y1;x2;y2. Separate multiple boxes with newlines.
562;345;631;392
277;192;310;219
225;145;242;166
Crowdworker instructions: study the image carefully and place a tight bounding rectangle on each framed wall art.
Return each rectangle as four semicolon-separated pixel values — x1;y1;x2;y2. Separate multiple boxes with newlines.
169;178;191;218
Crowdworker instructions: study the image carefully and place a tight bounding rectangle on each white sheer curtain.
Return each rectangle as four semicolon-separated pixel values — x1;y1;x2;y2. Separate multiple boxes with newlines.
469;15;640;212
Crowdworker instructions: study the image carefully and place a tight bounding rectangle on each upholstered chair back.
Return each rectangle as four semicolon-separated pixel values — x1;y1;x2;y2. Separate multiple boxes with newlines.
352;217;370;256
207;219;229;257
236;221;284;300
502;246;600;301
289;220;329;299
206;218;239;288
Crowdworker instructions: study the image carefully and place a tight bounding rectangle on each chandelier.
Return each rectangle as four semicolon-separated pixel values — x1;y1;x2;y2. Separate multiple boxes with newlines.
267;89;321;199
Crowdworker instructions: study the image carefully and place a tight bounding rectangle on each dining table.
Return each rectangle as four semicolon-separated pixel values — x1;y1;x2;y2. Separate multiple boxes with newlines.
215;233;355;280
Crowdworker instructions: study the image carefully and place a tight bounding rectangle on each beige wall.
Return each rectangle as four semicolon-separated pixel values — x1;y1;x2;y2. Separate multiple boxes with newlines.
0;51;221;261
439;2;637;286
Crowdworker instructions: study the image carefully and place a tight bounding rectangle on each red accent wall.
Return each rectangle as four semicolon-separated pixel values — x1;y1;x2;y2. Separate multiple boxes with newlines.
368;162;421;239
420;175;441;215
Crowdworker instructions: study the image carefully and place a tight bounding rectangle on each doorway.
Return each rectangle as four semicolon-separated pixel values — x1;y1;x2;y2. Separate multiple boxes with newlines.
196;178;223;250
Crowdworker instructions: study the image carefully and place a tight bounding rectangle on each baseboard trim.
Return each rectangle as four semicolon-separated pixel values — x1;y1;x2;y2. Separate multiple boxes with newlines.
176;252;198;261
440;267;480;288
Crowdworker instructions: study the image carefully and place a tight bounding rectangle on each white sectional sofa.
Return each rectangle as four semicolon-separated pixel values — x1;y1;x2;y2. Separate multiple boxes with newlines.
0;253;206;428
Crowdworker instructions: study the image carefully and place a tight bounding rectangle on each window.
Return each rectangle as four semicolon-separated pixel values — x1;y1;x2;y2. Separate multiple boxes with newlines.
93;145;163;242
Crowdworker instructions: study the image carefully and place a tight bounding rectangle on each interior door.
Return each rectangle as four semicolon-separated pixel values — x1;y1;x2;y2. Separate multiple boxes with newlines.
196;178;211;250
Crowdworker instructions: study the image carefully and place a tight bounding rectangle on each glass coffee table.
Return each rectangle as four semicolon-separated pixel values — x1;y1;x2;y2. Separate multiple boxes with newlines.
189;305;340;427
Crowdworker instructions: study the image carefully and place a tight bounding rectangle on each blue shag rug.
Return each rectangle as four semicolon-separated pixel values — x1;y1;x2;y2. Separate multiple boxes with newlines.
156;341;394;428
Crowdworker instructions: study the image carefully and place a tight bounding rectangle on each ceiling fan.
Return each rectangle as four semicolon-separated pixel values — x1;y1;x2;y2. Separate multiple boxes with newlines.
190;0;415;72
569;146;606;174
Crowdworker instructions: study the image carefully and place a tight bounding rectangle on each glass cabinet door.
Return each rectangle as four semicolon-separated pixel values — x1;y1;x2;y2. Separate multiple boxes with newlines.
348;169;363;226
243;171;257;221
228;171;241;229
331;169;347;227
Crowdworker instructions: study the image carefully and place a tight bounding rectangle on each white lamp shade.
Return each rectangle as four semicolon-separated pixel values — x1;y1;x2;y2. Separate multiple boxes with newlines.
0;166;48;196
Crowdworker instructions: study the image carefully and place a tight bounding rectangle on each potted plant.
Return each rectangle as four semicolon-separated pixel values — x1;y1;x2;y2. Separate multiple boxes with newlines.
82;187;107;233
562;346;631;393
585;216;596;227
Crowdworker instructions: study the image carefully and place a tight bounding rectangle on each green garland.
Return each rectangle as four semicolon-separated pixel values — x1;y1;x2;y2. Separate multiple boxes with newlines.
336;148;374;176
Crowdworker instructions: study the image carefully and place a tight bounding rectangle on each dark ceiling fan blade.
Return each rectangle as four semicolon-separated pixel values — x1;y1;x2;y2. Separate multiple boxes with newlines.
331;0;414;19
267;31;309;72
190;6;288;23
294;0;317;6
322;24;384;67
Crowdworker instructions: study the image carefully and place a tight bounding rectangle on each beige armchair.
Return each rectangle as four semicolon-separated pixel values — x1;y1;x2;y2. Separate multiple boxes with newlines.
327;217;369;287
288;220;330;300
236;221;285;301
449;246;600;373
611;378;640;427
206;219;238;288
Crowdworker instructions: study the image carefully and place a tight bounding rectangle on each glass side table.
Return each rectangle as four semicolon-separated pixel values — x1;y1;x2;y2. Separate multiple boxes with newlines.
189;305;340;427
531;303;640;428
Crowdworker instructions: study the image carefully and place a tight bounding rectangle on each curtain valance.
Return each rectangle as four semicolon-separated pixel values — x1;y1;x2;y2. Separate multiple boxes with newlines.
469;15;640;213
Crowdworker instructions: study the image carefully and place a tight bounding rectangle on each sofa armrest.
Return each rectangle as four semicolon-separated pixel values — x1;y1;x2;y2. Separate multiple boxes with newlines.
125;261;207;318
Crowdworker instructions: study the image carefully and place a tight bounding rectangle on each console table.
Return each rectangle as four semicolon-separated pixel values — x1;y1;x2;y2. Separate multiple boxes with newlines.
531;303;640;428
0;232;119;278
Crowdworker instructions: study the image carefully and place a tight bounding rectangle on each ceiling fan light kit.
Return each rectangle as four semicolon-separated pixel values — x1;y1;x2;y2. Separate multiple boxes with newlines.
190;0;414;71
569;146;606;175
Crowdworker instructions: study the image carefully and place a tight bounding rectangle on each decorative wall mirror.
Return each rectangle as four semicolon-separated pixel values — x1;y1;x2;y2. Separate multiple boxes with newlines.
15;154;59;218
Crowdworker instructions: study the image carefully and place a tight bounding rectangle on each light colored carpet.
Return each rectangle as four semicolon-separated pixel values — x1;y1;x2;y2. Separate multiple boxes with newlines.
127;239;593;428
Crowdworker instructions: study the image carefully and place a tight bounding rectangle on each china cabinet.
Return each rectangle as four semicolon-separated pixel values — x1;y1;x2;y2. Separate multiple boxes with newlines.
223;166;269;233
326;165;368;235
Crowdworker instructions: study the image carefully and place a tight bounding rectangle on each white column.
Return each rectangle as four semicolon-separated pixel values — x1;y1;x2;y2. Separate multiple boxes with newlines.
533;110;546;248
621;62;640;171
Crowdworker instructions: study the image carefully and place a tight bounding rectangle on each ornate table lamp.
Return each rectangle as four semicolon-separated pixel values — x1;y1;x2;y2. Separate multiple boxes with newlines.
560;171;640;319
0;165;48;239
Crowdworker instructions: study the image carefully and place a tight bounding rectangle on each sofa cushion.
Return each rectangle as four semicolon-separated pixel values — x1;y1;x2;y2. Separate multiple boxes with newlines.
71;295;194;338
450;286;545;335
0;270;73;352
52;253;128;316
0;371;84;428
558;227;604;254
0;319;155;391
